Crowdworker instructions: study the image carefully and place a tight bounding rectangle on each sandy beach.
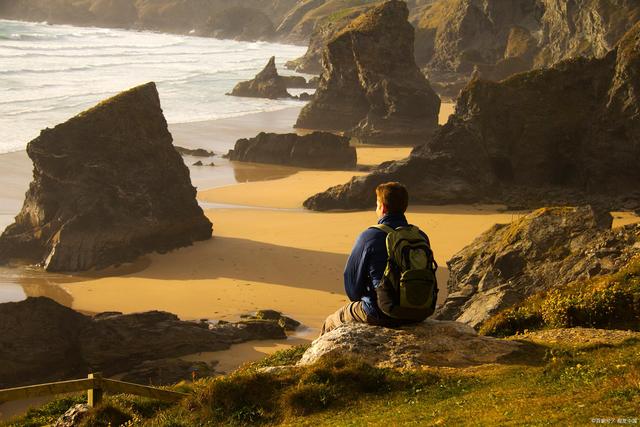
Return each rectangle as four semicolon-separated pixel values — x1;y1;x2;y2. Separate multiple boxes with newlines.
1;99;638;388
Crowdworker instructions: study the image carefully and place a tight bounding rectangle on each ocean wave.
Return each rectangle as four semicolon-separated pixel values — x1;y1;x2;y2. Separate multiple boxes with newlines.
0;19;306;154
0;58;203;75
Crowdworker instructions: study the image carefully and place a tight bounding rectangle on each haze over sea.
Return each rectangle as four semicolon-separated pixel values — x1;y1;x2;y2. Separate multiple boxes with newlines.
0;19;307;154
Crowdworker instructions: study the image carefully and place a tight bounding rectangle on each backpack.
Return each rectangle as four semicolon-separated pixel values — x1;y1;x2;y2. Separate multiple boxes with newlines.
371;224;438;322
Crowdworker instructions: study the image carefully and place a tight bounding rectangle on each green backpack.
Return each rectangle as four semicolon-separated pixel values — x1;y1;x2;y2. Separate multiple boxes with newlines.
372;224;438;322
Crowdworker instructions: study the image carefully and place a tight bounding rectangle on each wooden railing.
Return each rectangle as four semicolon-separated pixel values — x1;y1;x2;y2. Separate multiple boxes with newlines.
0;373;189;407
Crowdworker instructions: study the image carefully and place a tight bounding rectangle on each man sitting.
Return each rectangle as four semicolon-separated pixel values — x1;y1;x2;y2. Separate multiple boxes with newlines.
321;182;438;335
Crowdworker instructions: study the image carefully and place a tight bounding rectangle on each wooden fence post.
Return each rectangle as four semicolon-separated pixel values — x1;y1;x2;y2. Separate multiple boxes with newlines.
87;373;103;407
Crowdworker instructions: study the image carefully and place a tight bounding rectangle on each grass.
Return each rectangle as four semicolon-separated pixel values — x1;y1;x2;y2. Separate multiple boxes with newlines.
4;337;640;426
480;255;640;337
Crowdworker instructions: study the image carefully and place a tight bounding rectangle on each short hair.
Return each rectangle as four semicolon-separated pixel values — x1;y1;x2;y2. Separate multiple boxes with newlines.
375;182;408;214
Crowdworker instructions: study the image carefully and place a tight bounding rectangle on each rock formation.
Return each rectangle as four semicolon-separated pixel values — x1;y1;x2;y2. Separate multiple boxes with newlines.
433;207;640;329
285;0;640;97
0;297;291;388
228;56;292;99
304;22;640;211
0;83;212;271
225;132;356;170
298;319;539;369
295;1;440;145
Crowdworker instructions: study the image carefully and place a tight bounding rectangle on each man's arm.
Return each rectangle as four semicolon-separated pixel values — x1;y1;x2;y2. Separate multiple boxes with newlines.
343;232;370;301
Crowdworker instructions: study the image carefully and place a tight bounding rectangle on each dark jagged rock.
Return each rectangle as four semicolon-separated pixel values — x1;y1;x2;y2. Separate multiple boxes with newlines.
251;309;301;331
0;297;292;388
304;22;640;211
434;207;640;329
174;146;214;157
0;83;212;271
295;1;440;145
228;56;292;99
226;131;356;170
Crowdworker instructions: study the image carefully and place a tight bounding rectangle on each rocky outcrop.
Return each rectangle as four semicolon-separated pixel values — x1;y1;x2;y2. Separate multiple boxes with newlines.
285;0;640;97
433;207;640;329
304;22;640;211
299;319;540;369
295;1;440;145
0;83;212;271
225;131;356;170
228;56;292;99
0;297;291;388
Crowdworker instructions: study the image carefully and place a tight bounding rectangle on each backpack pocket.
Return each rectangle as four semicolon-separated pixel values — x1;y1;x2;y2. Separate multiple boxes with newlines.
399;269;436;310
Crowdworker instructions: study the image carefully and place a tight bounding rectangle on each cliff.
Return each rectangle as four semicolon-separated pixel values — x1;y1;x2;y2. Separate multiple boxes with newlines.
0;82;212;271
285;0;640;96
294;0;440;145
0;0;298;40
304;22;640;211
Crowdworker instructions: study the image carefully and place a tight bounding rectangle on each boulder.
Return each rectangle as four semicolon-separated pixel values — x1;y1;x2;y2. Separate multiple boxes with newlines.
0;83;212;271
298;320;538;369
304;22;640;211
226;131;356;170
434;207;640;329
0;297;292;388
251;309;301;331
228;56;292;99
294;0;440;145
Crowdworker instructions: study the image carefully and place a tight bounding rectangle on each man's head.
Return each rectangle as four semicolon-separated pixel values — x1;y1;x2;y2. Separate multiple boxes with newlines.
375;182;409;219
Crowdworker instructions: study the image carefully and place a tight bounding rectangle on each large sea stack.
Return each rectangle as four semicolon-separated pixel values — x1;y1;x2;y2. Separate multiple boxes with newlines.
304;22;640;212
0;82;212;271
294;0;440;145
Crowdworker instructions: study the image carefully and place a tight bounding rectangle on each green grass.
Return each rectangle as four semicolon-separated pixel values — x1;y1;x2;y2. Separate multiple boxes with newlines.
481;255;640;337
4;338;640;426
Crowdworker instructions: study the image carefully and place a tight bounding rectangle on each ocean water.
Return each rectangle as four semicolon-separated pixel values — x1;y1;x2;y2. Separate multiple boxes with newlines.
0;19;308;154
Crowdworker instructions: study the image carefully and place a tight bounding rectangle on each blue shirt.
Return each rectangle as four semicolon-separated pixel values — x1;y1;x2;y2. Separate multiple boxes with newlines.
343;213;433;319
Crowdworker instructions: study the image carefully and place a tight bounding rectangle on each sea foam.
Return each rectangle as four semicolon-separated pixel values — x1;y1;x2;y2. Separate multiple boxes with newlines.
0;19;307;154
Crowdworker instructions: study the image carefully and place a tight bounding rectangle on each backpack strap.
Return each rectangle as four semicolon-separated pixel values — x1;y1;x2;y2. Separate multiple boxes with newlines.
370;224;395;234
